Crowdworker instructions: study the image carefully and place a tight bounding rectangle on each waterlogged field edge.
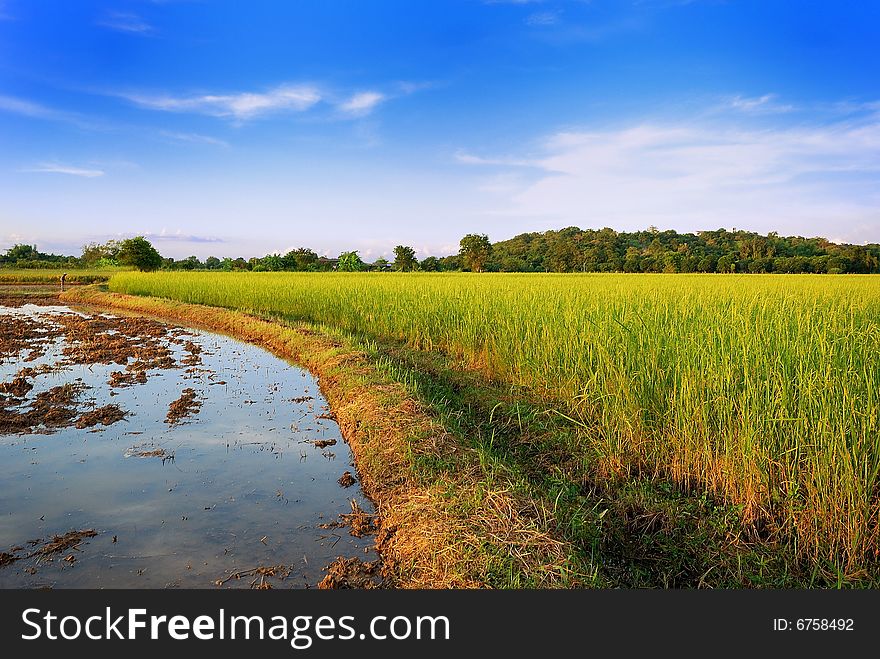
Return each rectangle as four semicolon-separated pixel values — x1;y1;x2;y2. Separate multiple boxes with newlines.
60;286;582;588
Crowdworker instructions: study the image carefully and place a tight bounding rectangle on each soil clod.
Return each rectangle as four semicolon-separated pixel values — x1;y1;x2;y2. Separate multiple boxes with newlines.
317;557;384;589
339;500;378;538
75;404;128;429
165;388;202;424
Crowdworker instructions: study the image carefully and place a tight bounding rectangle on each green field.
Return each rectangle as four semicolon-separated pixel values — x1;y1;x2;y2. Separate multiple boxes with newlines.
109;271;880;583
0;268;116;284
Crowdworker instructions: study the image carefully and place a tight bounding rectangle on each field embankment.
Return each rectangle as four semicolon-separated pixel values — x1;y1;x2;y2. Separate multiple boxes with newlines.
104;271;880;585
61;286;583;588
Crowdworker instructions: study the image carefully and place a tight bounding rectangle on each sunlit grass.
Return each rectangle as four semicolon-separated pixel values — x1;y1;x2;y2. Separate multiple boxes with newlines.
0;268;118;283
109;271;880;575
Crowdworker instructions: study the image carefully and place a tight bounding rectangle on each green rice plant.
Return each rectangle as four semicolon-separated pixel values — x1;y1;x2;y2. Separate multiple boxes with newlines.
109;271;880;575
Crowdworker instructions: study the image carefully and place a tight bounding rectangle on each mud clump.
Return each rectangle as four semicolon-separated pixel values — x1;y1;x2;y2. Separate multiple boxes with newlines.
0;316;53;360
338;471;356;488
313;438;337;449
75;405;128;429
58;314;177;370
317;557;384;589
108;370;148;387
340;500;378;538
0;377;33;398
181;340;203;366
0;383;86;434
165;388;202;424
17;365;58;378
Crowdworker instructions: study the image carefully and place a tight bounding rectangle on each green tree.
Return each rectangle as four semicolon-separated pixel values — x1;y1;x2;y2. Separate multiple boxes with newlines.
282;248;319;271
117;237;163;272
393;245;418;271
205;256;221;270
546;241;581;272
420;256;440;271
337;250;365;271
81;240;121;266
260;254;284;271
176;255;202;270
458;233;492;272
5;244;40;261
716;254;736;273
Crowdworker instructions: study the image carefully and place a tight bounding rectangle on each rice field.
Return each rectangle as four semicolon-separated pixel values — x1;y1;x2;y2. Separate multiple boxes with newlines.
0;268;115;284
109;271;880;575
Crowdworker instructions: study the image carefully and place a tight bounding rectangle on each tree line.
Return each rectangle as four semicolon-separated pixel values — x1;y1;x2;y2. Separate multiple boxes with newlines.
3;227;879;273
485;227;880;274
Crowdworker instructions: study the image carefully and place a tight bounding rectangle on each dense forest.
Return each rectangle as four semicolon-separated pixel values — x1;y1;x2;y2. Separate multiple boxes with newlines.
478;227;880;274
3;227;880;273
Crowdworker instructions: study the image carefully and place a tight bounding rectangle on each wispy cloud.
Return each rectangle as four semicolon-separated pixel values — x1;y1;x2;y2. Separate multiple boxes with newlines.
0;94;112;130
22;162;105;178
338;91;386;116
147;230;224;244
724;94;795;115
159;130;229;147
97;11;154;35
121;84;322;120
458;106;880;242
455;149;534;167
396;80;437;95
526;11;561;26
0;95;72;122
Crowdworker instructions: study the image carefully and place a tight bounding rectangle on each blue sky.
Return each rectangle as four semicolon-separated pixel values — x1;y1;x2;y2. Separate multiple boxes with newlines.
1;1;878;260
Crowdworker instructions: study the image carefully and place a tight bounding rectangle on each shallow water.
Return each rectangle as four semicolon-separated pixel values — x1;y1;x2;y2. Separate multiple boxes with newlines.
0;304;376;588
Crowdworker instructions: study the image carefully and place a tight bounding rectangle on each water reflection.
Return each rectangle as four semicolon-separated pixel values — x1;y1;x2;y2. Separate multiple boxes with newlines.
0;304;376;588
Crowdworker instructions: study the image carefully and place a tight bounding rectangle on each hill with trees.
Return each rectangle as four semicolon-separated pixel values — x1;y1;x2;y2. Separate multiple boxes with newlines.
485;227;880;274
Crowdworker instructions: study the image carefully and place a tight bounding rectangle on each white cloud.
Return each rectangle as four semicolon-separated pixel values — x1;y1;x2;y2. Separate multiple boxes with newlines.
159;131;229;147
338;91;386;116
122;84;322;120
455;149;533;167
725;94;795;115
459;110;880;242
97;11;154;34
22;163;105;178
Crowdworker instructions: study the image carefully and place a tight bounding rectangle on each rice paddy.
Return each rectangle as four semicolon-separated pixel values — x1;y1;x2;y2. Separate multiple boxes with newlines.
108;271;880;581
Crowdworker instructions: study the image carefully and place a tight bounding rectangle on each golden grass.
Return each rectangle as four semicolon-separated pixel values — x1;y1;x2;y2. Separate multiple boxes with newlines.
106;271;880;576
0;269;116;283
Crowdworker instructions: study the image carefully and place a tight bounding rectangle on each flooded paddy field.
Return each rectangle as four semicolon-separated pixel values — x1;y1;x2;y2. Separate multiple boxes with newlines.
0;302;378;588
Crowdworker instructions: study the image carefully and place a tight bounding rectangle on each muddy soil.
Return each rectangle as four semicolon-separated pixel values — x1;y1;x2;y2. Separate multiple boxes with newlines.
165;388;202;424
0;302;378;588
